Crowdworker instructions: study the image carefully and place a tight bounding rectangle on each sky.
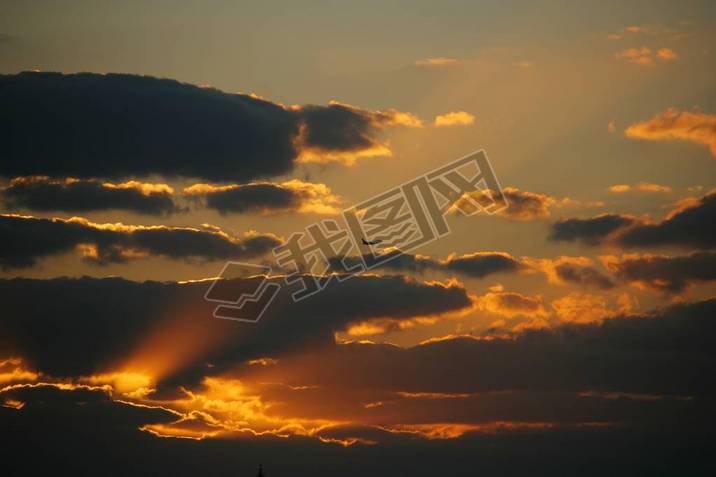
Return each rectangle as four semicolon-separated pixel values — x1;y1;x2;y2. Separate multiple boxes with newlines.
1;1;716;476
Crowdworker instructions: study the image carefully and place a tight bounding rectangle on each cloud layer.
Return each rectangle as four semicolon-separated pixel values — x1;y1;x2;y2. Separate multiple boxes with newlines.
0;214;280;268
0;72;420;181
2;176;180;215
184;180;340;215
625;108;716;156
551;189;716;249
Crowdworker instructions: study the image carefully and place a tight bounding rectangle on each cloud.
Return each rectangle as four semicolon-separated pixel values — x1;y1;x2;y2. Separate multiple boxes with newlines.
476;285;548;319
0;382;178;427
433;111;475;127
0;214;280;268
625;108;716;156
2;277;715;474
291;101;422;165
414;57;460;67
550;292;616;324
602;252;716;293
329;250;524;279
443;252;524;278
616;189;716;249
614;47;653;65
0;274;471;381
0;72;421;180
549;214;637;245
0;357;38;385
2;176;180;215
252;297;716;398
184;179;340;215
625;25;658;34
607;182;672;194
453;187;563;221
524;256;614;290
332;251;614;291
551;189;716;250
613;44;678;65
608;184;632;193
656;48;678;60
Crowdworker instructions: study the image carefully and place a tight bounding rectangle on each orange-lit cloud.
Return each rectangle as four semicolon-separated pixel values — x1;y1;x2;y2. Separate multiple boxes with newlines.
656;48;678;60
476;284;547;319
452;187;561;220
81;372;154;397
0;358;39;385
456;187;604;221
550;291;635;324
625;108;716;156
615;47;653;65
248;358;279;366
382;421;577;439
414;57;460;67
433;111;475;127
523;256;614;290
612;39;677;65
608;182;672;193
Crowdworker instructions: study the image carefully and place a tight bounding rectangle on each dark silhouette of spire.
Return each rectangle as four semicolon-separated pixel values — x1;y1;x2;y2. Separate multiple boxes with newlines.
256;464;265;477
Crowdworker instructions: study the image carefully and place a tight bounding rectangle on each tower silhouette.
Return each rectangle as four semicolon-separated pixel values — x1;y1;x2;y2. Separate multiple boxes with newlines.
256;464;265;477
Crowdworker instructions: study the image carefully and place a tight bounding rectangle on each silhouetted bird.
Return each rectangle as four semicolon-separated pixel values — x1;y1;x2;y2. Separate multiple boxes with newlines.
361;237;382;246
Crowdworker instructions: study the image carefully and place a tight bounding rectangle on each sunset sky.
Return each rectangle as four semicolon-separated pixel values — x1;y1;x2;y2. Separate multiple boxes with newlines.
1;1;716;476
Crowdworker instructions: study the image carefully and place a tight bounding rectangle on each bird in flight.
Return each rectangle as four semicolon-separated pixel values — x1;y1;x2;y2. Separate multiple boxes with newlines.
361;238;383;246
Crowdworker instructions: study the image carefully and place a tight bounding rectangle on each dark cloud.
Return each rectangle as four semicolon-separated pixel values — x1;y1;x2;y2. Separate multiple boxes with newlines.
0;72;418;181
2;176;180;215
259;298;716;397
550;189;716;250
0;383;178;429
1;281;715;475
294;102;421;158
616;190;716;249
549;214;637;245
497;187;556;220
1;407;713;477
187;183;295;214
184;180;339;215
329;250;523;279
0;214;280;268
0;274;470;382
554;262;614;289
444;252;524;277
604;252;716;292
